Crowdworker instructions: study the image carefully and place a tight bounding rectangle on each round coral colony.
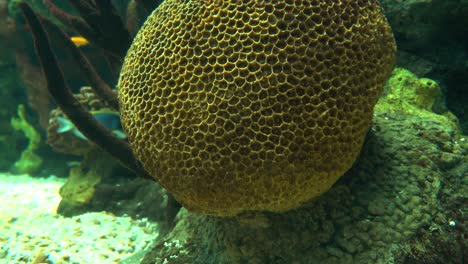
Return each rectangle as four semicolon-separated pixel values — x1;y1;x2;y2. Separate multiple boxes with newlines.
117;0;396;216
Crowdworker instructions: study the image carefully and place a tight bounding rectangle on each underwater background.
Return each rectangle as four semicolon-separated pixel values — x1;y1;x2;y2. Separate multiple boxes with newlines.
0;0;466;263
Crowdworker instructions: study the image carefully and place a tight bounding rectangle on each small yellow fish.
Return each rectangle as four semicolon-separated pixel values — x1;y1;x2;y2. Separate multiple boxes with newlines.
70;36;89;47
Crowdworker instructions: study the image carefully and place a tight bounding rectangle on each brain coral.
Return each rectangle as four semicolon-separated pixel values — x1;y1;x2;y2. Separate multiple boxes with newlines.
118;0;396;216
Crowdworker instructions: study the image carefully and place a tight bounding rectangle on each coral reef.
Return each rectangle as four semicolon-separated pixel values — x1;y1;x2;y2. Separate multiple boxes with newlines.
383;68;441;112
18;1;175;226
58;149;116;206
45;87;158;219
376;67;460;125
15;1;466;262
45;87;169;223
10;104;43;174
47;86;114;156
380;0;468;133
19;1;148;178
58;175;171;225
118;0;396;216
133;68;466;263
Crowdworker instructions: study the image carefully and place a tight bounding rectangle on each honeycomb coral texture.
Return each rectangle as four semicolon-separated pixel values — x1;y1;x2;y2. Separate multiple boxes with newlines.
118;0;396;216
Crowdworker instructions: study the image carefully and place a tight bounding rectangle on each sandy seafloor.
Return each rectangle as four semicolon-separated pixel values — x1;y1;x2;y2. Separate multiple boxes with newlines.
0;173;159;264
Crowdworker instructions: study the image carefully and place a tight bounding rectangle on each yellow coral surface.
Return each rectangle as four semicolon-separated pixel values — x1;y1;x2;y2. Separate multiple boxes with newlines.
118;0;396;216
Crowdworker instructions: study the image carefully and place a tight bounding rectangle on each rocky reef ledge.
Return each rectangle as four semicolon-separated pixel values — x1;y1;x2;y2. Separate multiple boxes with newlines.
124;69;467;264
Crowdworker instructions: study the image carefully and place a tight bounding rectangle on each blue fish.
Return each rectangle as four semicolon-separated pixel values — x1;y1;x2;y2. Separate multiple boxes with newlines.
55;110;127;140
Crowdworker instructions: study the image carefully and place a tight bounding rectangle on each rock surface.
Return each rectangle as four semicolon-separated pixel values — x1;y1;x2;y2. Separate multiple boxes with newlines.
381;0;468;132
128;69;467;264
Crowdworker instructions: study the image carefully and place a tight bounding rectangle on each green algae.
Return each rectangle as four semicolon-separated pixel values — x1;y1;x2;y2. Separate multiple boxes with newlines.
10;104;42;174
59;150;116;207
385;68;441;111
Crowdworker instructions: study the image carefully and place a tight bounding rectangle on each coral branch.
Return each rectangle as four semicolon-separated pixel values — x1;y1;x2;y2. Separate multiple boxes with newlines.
44;0;98;41
93;0;132;58
48;0;131;61
45;0;131;76
39;17;119;109
18;2;149;178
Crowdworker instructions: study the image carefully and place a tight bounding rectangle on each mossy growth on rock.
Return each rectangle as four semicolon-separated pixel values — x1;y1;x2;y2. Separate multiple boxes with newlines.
58;150;117;209
130;68;466;264
376;68;461;129
10;104;42;174
383;68;441;111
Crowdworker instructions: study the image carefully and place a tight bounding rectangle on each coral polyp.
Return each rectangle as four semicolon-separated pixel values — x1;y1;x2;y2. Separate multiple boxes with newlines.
118;0;397;216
